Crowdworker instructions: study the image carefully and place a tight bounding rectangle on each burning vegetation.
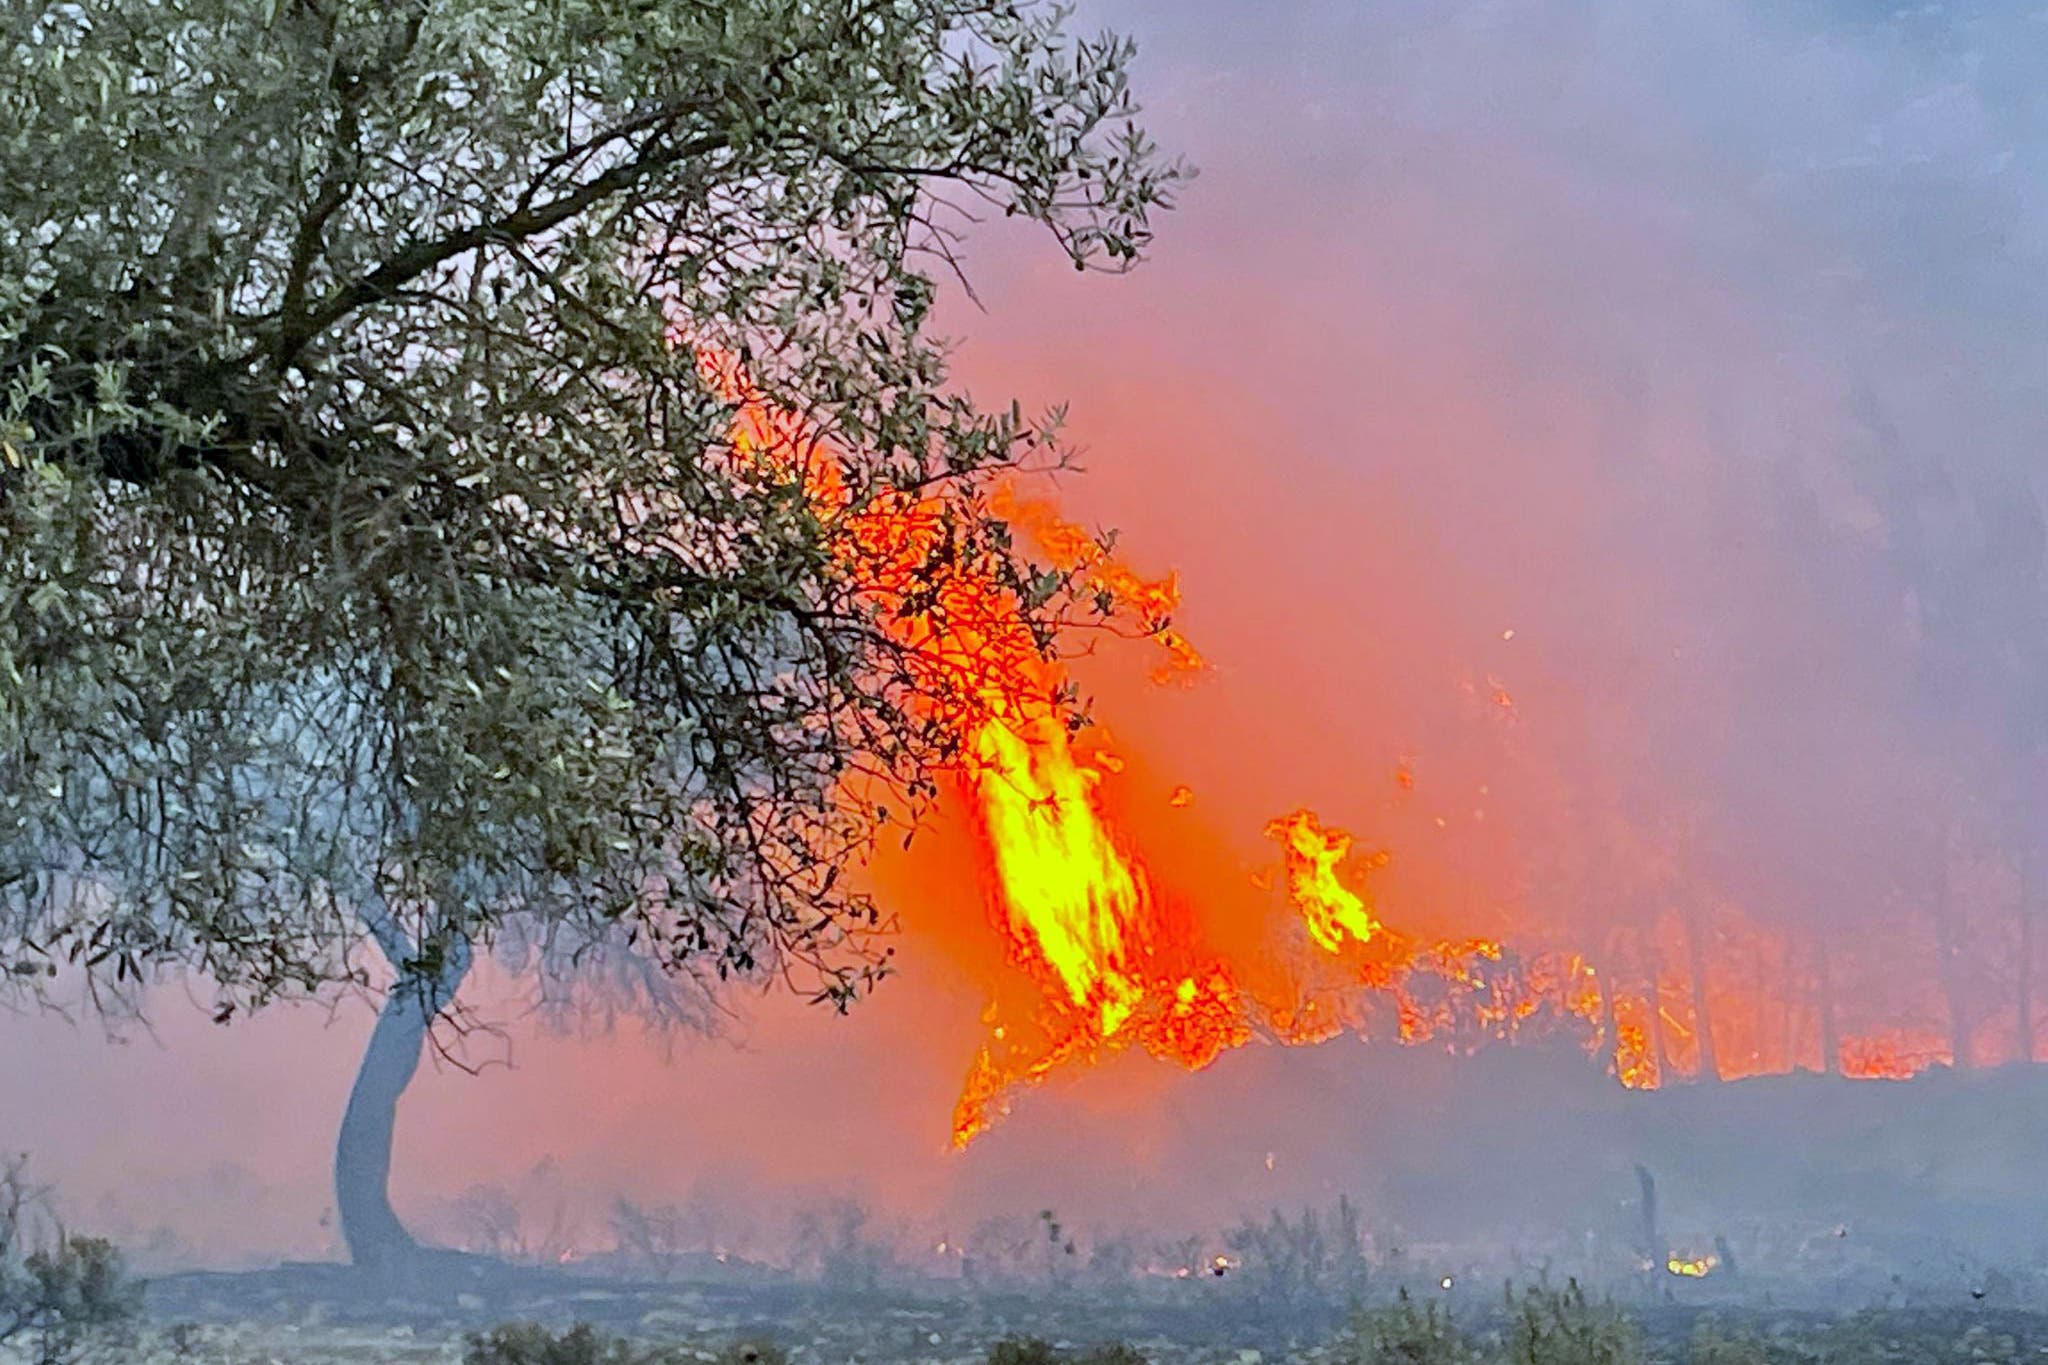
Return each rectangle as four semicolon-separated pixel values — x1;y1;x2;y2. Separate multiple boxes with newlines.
700;350;1998;1157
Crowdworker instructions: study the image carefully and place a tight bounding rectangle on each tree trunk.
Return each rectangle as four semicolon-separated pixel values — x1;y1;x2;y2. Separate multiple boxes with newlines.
1635;1164;1661;1300
335;910;471;1270
1647;973;1670;1083
1683;908;1719;1083
1816;940;1839;1076
1932;864;1970;1070
1596;960;1622;1079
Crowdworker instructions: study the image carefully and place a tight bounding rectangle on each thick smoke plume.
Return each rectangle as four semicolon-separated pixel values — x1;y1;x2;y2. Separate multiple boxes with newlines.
5;0;2048;1267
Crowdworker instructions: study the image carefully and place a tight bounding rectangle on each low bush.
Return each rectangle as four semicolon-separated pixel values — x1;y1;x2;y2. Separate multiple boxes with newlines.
0;1158;140;1365
464;1323;655;1365
1338;1288;1477;1365
465;1321;790;1365
1503;1281;1640;1365
987;1336;1148;1365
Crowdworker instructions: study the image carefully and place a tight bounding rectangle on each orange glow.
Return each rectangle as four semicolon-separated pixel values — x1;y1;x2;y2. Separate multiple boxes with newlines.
992;488;1207;683
1840;1029;1951;1080
695;345;1975;1150
1612;996;1660;1089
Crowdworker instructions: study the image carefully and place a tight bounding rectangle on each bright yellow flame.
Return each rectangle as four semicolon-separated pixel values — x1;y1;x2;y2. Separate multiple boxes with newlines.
1264;809;1385;952
698;342;1978;1151
971;717;1147;1040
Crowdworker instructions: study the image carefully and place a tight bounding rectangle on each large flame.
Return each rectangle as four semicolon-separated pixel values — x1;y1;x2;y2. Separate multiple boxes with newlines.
695;349;1976;1151
971;717;1149;1040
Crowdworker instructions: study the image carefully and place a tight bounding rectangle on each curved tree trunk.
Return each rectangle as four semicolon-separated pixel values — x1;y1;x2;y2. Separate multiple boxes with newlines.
335;908;471;1270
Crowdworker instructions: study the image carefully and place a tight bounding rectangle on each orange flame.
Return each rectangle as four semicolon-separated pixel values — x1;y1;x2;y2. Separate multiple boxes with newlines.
698;347;1974;1148
1264;810;1386;953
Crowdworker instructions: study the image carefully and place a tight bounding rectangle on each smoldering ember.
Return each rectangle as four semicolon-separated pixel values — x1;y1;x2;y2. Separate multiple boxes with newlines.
8;2;2048;1364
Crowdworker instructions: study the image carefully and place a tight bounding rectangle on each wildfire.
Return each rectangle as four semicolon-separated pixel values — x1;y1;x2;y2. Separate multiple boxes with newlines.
992;488;1206;683
695;347;1973;1150
1840;1029;1951;1081
972;718;1148;1040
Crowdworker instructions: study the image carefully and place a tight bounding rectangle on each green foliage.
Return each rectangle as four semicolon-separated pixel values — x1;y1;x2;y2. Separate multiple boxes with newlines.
16;1239;140;1365
987;1338;1146;1365
1078;1346;1148;1365
0;0;1182;1014
1502;1282;1640;1365
1685;1323;1773;1365
465;1323;788;1365
1338;1289;1477;1365
1340;1283;1637;1365
713;1343;789;1365
464;1323;657;1365
988;1338;1062;1365
0;1160;140;1365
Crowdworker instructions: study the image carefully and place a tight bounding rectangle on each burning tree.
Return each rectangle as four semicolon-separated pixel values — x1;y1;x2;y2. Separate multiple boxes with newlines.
0;0;1180;1269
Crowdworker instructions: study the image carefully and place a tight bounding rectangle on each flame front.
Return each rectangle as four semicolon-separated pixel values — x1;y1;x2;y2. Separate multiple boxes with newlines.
695;349;1982;1150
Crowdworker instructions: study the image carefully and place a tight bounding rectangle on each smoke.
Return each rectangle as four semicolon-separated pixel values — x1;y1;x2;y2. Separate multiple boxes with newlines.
7;0;2048;1266
944;0;2048;1063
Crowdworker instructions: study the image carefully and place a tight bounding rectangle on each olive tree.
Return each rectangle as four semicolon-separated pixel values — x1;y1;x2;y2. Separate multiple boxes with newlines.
0;0;1179;1268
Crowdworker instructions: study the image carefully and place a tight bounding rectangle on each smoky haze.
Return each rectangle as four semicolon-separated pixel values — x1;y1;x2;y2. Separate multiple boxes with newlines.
7;0;2048;1277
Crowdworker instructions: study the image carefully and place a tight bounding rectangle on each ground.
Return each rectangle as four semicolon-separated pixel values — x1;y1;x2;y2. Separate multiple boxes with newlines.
124;1264;2048;1365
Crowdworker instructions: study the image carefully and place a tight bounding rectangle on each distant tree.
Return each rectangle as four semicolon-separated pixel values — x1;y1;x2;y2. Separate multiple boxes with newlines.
0;0;1180;1268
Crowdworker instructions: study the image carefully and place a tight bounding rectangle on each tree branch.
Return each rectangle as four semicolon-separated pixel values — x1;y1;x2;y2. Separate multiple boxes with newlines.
272;122;727;366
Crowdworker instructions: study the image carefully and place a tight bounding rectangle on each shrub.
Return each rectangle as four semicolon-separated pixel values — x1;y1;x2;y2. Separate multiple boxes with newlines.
792;1200;895;1292
1686;1324;1773;1365
1223;1197;1371;1312
464;1323;656;1365
1503;1281;1640;1365
986;1338;1147;1365
714;1343;789;1365
988;1339;1062;1365
1078;1346;1149;1365
1337;1288;1475;1365
0;1159;140;1365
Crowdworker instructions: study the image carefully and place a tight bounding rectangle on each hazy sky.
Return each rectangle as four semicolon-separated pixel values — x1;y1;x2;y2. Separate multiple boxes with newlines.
9;0;2048;1267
